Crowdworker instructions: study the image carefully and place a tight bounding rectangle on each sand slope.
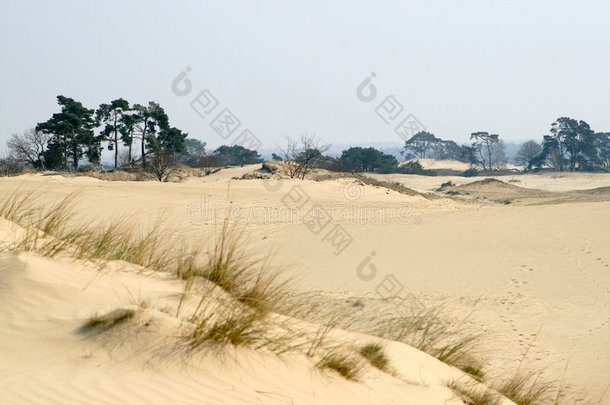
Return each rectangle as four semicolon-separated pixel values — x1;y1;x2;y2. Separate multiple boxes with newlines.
0;251;501;404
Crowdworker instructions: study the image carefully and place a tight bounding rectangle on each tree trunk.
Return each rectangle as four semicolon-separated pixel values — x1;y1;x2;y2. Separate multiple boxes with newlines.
141;120;148;168
72;135;78;170
486;143;492;172
114;113;118;168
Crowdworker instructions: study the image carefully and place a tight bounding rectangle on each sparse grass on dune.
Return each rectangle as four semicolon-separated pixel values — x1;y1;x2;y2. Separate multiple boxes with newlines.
1;190;172;268
1;190;299;350
2;188;604;398
370;306;486;380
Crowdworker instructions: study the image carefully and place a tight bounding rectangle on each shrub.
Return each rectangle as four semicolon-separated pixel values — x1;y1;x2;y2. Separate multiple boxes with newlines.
398;160;437;176
0;155;23;176
463;168;479;177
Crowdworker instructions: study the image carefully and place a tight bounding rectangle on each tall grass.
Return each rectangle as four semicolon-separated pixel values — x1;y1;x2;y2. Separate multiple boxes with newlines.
495;369;555;405
201;221;291;314
191;302;266;349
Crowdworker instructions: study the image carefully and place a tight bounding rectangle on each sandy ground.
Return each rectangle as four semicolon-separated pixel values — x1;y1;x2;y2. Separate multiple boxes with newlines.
1;166;609;403
402;158;523;172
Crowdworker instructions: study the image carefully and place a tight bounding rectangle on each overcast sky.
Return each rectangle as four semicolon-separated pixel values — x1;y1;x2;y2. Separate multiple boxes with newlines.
1;0;609;153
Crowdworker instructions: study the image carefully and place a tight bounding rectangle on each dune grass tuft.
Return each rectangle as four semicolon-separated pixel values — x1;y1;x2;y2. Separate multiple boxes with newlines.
373;306;485;379
200;220;292;315
495;369;555;405
359;343;390;372
447;379;502;405
192;308;264;349
84;308;136;332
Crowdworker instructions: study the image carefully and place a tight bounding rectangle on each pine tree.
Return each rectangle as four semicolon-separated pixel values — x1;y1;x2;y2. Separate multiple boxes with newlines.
36;95;96;170
96;98;130;168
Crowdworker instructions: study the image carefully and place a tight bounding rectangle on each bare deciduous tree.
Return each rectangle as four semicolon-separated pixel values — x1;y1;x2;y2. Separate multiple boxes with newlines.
470;132;507;171
7;128;50;169
279;134;331;179
515;140;543;170
491;139;508;170
118;149;137;167
0;151;23;176
149;153;178;182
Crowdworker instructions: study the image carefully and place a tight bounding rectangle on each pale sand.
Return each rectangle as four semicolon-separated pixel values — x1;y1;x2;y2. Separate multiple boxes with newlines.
1;167;609;403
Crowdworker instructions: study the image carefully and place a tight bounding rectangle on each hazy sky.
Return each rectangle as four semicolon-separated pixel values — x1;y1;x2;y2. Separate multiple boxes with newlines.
1;0;609;153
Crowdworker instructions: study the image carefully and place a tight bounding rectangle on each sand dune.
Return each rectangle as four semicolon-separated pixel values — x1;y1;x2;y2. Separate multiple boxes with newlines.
1;167;609;403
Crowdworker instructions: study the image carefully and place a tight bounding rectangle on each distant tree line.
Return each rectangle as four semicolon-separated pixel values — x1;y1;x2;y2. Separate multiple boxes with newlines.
3;108;609;177
400;116;610;173
273;135;436;177
401;130;506;171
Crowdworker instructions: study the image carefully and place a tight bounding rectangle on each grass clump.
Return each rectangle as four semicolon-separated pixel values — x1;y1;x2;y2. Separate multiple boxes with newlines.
374;306;484;379
189;293;305;355
495;369;555;405
201;220;291;315
359;343;390;372
84;308;135;332
317;351;364;381
447;379;502;405
192;308;264;349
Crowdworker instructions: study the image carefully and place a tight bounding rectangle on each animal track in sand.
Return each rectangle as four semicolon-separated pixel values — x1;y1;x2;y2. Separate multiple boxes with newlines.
580;238;609;268
509;278;528;286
